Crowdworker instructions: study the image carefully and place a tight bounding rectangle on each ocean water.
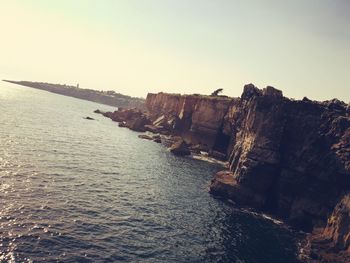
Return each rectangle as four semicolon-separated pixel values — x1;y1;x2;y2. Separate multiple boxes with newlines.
0;83;299;263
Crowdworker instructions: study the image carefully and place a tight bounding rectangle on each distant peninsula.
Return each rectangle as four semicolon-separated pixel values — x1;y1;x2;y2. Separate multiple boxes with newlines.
2;80;145;110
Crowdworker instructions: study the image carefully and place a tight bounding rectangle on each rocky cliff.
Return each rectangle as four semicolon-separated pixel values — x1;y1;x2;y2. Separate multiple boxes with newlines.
97;84;349;261
146;85;350;261
146;92;232;150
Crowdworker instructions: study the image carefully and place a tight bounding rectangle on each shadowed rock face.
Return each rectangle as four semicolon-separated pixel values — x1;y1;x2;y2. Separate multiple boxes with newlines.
216;84;350;233
323;194;350;251
306;194;350;263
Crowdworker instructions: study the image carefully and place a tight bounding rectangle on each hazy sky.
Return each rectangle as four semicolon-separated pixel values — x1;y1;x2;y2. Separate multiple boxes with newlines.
0;0;349;100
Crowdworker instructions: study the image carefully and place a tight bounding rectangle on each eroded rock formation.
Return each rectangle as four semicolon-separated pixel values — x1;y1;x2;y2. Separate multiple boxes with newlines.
146;92;232;152
210;85;349;231
146;85;350;261
323;194;350;251
96;107;151;132
306;194;350;262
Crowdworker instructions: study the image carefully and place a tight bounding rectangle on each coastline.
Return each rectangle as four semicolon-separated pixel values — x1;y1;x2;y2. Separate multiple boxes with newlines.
2;79;145;110
95;84;350;262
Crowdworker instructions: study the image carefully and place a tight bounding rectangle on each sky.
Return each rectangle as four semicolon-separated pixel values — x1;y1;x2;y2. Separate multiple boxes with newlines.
0;0;349;100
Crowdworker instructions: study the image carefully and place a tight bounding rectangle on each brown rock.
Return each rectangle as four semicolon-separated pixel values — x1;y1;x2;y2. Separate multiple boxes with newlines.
262;86;283;97
305;194;350;263
323;194;350;251
146;92;232;147
127;115;150;132
138;134;153;140
189;144;209;154
118;121;127;128
208;150;226;161
152;135;162;143
144;124;161;133
169;139;191;156
102;108;151;132
209;171;266;208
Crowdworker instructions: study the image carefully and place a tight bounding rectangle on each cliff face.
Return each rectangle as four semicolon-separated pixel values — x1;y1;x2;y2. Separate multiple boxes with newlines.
213;85;350;231
144;85;350;260
146;92;232;148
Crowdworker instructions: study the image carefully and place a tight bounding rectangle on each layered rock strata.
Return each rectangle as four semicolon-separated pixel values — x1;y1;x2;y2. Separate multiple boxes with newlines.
146;92;232;152
211;85;349;231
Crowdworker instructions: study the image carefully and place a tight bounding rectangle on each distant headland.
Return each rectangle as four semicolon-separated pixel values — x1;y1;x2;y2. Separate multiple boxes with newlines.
2;80;145;110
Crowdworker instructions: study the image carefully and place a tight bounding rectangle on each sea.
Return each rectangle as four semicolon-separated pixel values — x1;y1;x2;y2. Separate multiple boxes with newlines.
0;82;300;262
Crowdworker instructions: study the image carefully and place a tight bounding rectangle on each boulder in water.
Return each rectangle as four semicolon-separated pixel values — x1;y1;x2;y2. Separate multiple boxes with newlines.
138;134;153;140
152;135;162;143
169;139;191;156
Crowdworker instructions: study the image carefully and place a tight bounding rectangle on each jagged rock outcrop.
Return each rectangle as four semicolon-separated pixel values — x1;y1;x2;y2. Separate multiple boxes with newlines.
169;139;191;156
323;194;350;252
99;108;151;132
303;194;350;262
210;84;350;233
209;84;349;261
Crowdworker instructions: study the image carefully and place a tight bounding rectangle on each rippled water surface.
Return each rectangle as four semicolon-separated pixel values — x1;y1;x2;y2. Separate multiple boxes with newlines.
0;83;299;262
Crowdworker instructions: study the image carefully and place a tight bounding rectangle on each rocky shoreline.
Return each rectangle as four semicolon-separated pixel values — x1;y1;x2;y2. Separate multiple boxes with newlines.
94;107;228;159
95;84;349;262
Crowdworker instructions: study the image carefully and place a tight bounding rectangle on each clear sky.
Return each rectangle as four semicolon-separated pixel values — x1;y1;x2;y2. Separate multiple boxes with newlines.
0;0;349;100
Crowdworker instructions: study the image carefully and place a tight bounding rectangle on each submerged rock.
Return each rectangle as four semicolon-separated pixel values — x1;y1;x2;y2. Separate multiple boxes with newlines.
94;109;104;114
209;170;266;209
138;134;153;140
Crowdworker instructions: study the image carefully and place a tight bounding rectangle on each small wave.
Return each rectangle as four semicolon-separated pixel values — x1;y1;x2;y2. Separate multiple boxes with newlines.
190;154;228;167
